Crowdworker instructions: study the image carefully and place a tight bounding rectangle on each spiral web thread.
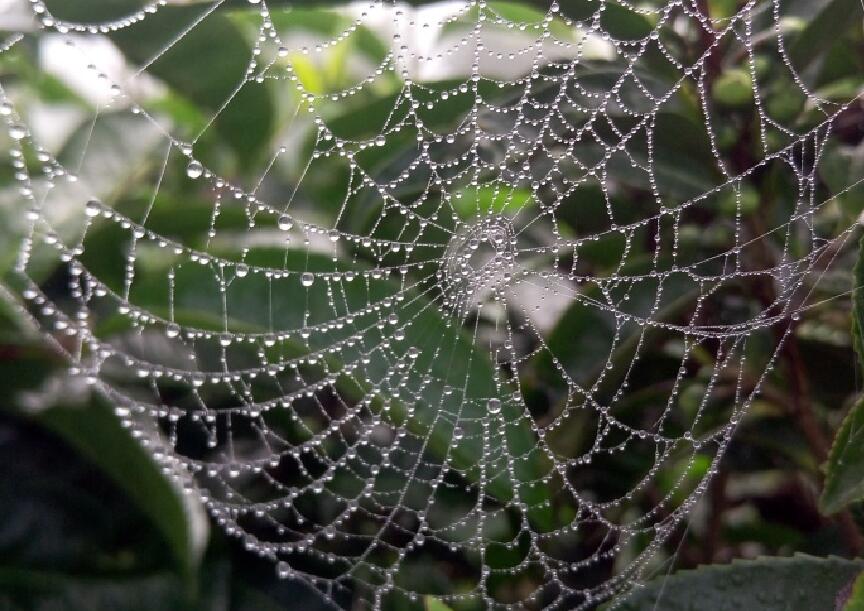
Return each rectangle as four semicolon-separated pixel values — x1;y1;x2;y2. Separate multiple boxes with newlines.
3;0;864;608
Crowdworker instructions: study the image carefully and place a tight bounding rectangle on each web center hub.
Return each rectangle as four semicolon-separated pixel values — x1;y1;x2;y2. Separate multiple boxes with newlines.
439;216;518;312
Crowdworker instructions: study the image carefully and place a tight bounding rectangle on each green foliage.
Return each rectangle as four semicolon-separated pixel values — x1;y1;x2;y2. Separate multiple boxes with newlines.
821;237;864;514
712;69;753;107
821;395;864;515
37;401;206;576
843;571;864;611
110;8;275;170
789;0;863;76
613;555;864;610
424;596;455;611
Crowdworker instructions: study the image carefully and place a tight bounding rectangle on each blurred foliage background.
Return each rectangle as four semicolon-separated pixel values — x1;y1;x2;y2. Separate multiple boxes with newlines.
2;0;864;609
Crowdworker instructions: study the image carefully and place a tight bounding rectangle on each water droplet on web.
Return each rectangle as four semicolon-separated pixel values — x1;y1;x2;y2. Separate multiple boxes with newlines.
8;123;27;140
186;159;203;179
85;200;101;217
488;398;501;414
276;561;291;579
301;272;314;287
278;214;293;231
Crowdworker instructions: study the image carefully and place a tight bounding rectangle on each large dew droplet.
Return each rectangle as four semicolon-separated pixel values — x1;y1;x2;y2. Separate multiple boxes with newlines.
85;199;101;217
487;398;501;414
301;272;314;287
276;560;291;579
8;123;27;140
186;159;203;179
278;214;294;231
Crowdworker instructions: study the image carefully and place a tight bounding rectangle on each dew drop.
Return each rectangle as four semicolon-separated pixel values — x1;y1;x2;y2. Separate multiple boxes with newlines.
276;561;292;579
8;123;27;140
301;272;314;287
85;199;101;217
488;398;501;414
186;159;203;179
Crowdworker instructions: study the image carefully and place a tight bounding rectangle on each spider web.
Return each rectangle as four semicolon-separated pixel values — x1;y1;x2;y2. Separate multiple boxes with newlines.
2;0;863;608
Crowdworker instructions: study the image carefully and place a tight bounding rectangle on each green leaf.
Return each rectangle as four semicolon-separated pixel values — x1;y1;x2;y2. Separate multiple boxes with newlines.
42;0;143;23
820;395;864;514
845;571;864;611
708;0;739;19
611;554;864;610
790;0;862;75
452;185;533;218
713;68;754;107
36;400;207;576
424;595;455;611
57;112;165;203
0;568;209;611
106;5;275;170
600;3;654;41
821;234;864;514
852;233;864;369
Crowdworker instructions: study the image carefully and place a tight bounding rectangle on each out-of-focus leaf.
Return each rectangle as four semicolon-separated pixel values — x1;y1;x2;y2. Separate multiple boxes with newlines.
424;595;455;611
21;113;165;286
610;554;864;610
539;268;698;394
486;2;574;39
820;235;864;514
36;400;207;575
713;68;753;107
709;0;739;19
0;569;209;611
56;112;164;202
121;244;553;509
453;185;533;218
790;0;861;74
106;5;274;170
42;0;142;23
815;77;864;102
127;246;496;397
821;395;864;515
818;142;864;221
852;235;864;368
843;571;864;611
600;3;654;41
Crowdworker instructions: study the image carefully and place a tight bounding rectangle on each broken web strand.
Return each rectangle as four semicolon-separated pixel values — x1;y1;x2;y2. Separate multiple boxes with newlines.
5;0;864;608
